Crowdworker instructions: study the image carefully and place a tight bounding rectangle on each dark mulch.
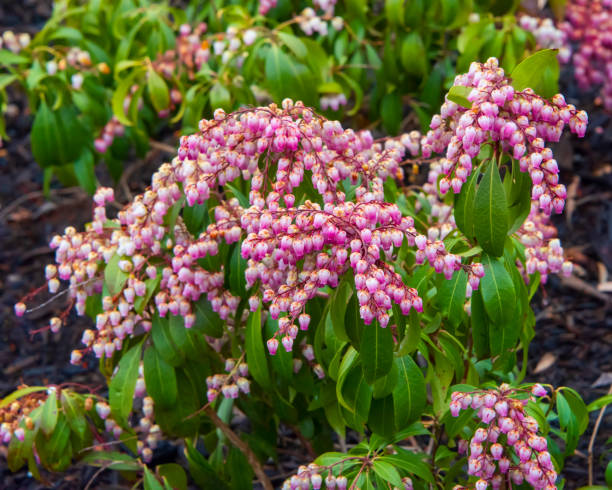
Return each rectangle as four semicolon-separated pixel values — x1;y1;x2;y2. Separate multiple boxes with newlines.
1;4;612;489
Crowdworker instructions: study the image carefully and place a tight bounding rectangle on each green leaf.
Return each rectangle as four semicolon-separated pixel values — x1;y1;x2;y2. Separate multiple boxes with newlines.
245;305;271;388
0;49;29;64
228;244;247;296
112;69;144;126
158;463;188;490
104;253;129;296
400;33;426;77
0;74;17;90
336;347;359;411
557;392;579;456
393;355;426;430
185;443;228;489
144;466;164;490
60;390;87;439
437;269;467;326
480;254;516;325
109;340;143;424
277;31;307;59
151;316;185;366
380;91;402;135
372;459;403;487
210;82;231;112
385;0;405;26
446;86;473;109
470;289;490;359
454;166;479;238
80;450;141;471
194;297;224;337
73;149;97;195
368;395;395;439
265;44;316;106
0;386;47;409
342;366;372;423
147;68;170;113
143;345;178;408
360;324;393;384
511;49;560;98
134;274;162;314
40;389;59;437
380;449;434;483
587;394;612;412
474;161;509;256
330;279;352;342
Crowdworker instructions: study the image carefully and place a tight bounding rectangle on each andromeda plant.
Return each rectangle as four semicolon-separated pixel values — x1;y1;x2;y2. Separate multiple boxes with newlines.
0;0;568;191
5;55;603;489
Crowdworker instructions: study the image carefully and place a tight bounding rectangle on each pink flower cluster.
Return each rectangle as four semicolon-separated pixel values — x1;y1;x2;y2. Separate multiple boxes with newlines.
422;58;587;215
206;358;251;402
94;115;125;154
561;0;612;109
281;464;347;490
401;132;573;286
518;16;571;63
518;204;572;283
16;99;481;364
95;367;162;463
450;384;557;490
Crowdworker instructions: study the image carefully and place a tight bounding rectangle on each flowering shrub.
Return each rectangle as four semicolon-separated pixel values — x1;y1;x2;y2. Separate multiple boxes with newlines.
4;50;609;488
0;0;566;190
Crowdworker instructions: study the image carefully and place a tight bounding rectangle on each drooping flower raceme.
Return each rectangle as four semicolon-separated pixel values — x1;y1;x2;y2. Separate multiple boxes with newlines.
451;384;556;490
15;99;481;365
421;58;587;215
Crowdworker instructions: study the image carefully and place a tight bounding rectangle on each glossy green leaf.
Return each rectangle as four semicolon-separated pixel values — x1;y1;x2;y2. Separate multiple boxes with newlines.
372;459;403;486
60;390;87;439
446;85;473;109
104;253;129;296
228;244;247;296
381;91;402;135
470;289;490;359
277;31;307;59
511;49;560;98
380;448;434;483
480;254;516;325
437;269;467;326
194;297;223;337
474;161;508;257
109;340;143;424
144;466;164;490
393;355;426;430
134;274;162;314
152;316;185;366
40;389;59;437
360;324;393;384
158;463;188;490
454;167;479;239
147;68;170;112
368;395;395;439
330;279;352;342
210;82;231;112
73;149;97;195
245;305;271;388
401;33;426;77
143;345;178;408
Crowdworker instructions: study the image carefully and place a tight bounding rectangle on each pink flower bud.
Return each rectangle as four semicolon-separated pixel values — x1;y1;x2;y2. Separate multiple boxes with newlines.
267;338;279;355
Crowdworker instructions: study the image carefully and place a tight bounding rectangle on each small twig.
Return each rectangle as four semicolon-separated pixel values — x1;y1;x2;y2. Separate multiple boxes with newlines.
204;406;273;490
588;383;612;485
149;139;177;154
0;187;85;222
